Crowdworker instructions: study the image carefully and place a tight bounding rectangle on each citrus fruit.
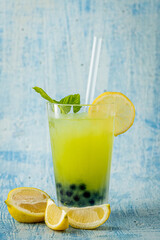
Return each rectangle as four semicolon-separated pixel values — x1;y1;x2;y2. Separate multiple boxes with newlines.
90;92;135;136
5;187;50;222
63;204;111;229
45;199;69;231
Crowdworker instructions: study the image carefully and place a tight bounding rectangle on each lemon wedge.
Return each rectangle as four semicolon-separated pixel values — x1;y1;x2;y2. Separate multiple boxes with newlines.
45;199;69;231
5;187;50;222
63;204;111;229
90;92;135;136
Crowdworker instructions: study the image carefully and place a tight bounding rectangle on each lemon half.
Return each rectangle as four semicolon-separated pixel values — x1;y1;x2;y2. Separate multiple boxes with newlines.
5;187;50;222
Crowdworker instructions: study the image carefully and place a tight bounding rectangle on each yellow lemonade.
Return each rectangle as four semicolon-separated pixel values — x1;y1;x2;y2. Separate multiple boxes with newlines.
48;111;114;207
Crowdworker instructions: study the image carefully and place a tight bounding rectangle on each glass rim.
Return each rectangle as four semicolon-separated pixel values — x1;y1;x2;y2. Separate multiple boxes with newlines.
47;102;115;107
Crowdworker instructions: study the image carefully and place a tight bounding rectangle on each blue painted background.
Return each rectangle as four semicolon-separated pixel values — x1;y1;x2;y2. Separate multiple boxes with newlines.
0;0;160;239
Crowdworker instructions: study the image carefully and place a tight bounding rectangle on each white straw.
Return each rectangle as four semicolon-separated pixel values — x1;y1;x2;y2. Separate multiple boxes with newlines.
89;38;102;104
85;37;97;104
85;36;102;104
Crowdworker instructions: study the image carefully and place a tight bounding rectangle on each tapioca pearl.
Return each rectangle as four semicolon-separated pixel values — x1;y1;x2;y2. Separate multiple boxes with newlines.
56;183;62;188
79;184;86;191
92;192;99;199
79;202;86;207
73;195;80;202
80;200;88;207
70;184;76;190
67;200;74;206
83;191;91;198
63;199;73;206
98;195;105;200
60;199;65;204
60;189;64;195
59;195;65;201
89;199;95;205
66;191;73;197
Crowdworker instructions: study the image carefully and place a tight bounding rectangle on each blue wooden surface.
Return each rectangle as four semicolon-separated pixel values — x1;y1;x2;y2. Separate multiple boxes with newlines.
0;0;160;239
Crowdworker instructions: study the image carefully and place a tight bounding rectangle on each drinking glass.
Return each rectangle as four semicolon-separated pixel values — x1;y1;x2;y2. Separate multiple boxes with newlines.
47;103;115;207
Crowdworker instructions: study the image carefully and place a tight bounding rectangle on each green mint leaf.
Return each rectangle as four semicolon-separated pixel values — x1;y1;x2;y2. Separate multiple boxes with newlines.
33;87;82;114
69;94;82;113
33;87;58;104
59;95;72;114
60;94;80;104
59;94;81;114
73;105;82;113
59;105;71;114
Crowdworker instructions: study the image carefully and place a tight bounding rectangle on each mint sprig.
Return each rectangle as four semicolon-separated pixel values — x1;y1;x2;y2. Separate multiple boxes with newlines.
33;87;59;103
33;86;82;114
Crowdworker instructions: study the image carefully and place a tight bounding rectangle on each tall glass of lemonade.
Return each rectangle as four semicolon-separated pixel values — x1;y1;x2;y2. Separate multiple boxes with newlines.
47;103;115;207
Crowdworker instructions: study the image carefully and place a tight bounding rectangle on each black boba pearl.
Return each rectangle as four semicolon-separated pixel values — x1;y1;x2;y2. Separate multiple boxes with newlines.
93;192;99;198
79;184;86;191
83;191;91;198
66;191;73;197
89;199;95;205
70;184;76;190
56;183;62;188
98;195;104;200
73;195;80;202
60;189;64;195
60;199;64;204
68;200;74;206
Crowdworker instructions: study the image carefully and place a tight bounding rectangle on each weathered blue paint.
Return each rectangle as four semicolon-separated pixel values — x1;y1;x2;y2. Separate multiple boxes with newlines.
0;0;160;239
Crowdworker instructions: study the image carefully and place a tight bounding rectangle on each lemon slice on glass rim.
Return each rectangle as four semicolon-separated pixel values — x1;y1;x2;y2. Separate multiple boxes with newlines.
89;92;135;136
